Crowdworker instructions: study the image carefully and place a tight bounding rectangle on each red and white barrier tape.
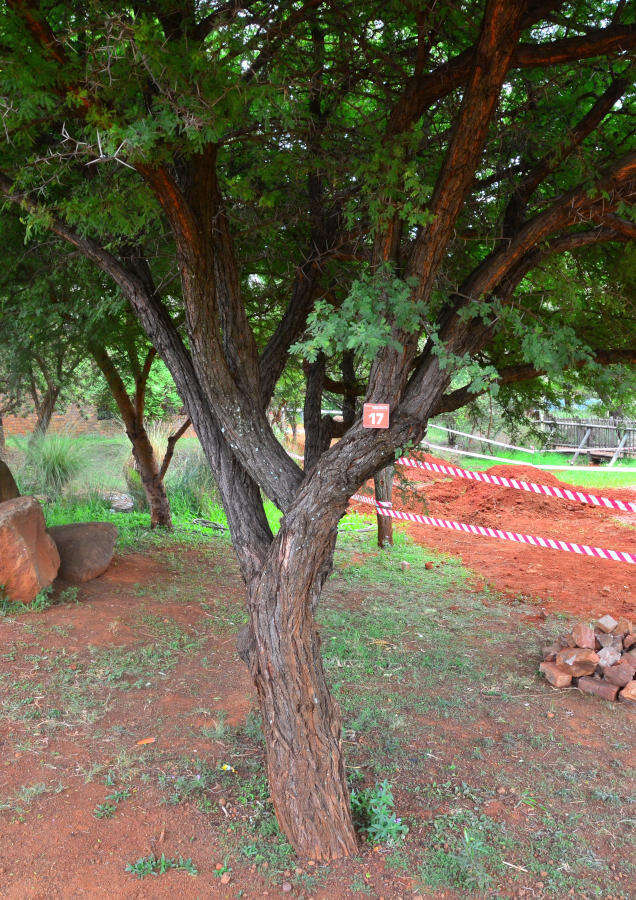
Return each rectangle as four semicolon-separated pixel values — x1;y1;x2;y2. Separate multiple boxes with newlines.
350;494;635;564
396;456;636;513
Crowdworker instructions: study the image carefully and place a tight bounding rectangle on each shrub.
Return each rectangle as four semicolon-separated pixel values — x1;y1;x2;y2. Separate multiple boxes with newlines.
22;431;86;495
351;780;408;844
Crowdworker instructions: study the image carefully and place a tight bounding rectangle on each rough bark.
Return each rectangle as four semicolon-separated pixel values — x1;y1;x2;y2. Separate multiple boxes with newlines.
303;353;332;471
0;416;5;460
4;0;635;865
129;425;173;529
243;504;358;860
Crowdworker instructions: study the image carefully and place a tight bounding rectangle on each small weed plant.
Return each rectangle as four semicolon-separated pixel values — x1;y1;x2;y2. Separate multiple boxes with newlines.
351;780;408;845
93;788;130;819
125;853;198;878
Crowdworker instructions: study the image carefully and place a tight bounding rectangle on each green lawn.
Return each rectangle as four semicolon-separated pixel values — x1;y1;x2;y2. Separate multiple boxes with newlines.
422;445;636;489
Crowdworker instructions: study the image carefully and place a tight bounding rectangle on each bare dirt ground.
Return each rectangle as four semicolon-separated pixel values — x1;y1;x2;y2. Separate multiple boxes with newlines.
0;529;633;898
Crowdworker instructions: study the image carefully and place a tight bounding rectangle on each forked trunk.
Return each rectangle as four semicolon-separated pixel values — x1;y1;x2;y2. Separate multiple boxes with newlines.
129;427;173;529
29;385;59;446
374;464;394;547
242;510;358;860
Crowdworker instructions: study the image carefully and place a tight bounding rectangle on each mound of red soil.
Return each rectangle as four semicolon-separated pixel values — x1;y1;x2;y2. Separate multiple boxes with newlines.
353;451;636;619
486;463;563;485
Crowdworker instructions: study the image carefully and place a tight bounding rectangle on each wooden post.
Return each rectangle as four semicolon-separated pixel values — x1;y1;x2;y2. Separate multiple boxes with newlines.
609;432;628;466
374;464;394;548
571;427;591;464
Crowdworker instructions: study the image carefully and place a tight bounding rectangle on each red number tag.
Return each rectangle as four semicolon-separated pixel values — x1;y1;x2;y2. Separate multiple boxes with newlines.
363;403;390;429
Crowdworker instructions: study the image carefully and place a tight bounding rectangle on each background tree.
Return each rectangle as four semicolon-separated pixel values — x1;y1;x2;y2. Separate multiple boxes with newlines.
0;220;187;525
0;0;634;859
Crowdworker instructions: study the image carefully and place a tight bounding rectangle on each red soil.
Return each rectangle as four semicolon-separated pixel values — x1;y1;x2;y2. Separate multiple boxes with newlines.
353;452;636;620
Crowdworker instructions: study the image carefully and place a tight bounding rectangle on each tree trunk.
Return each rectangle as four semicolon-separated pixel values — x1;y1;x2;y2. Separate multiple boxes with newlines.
0;458;20;502
374;464;394;547
29;385;59;446
242;508;358;860
90;343;173;529
0;415;5;459
128;425;173;529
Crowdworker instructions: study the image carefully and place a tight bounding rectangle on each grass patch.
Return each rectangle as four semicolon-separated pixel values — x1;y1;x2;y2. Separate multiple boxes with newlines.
125;854;198;878
423;444;635;488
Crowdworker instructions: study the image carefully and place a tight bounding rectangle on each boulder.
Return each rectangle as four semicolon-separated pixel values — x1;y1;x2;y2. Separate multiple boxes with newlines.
556;647;599;677
0;497;60;602
48;522;117;583
0;459;20;502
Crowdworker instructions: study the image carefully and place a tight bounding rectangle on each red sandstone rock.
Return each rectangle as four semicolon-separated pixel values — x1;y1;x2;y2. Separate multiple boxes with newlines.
539;661;572;688
618;681;636;703
0;497;59;602
542;643;562;661
557;647;599;677
613;617;632;635
597;644;622;668
577;676;618;701
602;659;635;688
571;623;595;650
596;614;618;633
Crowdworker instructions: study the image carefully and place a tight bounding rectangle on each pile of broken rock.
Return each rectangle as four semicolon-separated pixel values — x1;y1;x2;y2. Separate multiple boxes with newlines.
540;615;635;703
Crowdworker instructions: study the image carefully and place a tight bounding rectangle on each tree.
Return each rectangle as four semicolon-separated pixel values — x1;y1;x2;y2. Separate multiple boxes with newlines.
0;0;634;859
0;220;186;525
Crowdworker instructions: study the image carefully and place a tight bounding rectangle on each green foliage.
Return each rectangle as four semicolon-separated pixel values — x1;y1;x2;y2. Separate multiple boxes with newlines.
350;780;408;845
158;759;216;806
418;809;510;893
125;854;197;878
93;788;130;819
295;266;421;361
0;585;54;617
22;432;87;495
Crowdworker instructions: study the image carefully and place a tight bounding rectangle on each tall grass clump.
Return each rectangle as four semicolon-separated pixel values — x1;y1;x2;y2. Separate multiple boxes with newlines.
22;431;87;496
165;441;220;519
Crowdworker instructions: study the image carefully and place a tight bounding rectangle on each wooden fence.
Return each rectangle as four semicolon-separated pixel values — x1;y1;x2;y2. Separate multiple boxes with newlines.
535;416;636;458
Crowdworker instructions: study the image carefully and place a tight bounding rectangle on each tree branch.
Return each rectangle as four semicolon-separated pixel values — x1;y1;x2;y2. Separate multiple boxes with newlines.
503;74;630;234
388;23;635;135
159;417;191;480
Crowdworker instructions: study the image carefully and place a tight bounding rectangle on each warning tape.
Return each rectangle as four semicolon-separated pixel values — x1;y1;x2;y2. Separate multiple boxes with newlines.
350;494;635;564
396;456;636;513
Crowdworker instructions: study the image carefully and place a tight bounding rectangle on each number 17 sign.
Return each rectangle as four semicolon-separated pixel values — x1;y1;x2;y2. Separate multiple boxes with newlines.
363;403;390;429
